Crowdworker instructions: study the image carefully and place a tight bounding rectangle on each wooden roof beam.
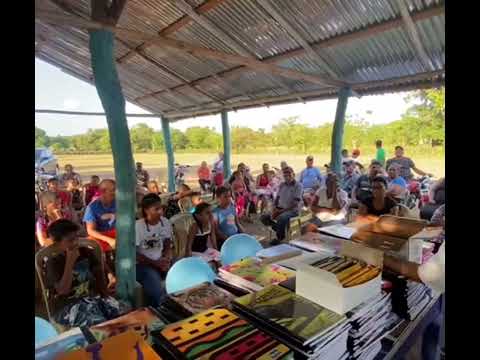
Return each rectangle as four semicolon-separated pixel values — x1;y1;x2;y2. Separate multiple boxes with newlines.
132;4;444;103
117;0;227;64
256;0;341;81
163;70;444;120
395;0;435;71
44;0;226;107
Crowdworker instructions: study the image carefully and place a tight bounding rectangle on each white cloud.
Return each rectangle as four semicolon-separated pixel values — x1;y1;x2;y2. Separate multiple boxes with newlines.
62;98;80;110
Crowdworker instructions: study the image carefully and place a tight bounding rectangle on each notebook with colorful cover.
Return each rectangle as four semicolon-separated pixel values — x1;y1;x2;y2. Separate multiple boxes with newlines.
167;282;236;315
233;285;347;347
88;307;166;345
159;308;292;360
35;327;90;360
57;330;162;360
219;257;296;292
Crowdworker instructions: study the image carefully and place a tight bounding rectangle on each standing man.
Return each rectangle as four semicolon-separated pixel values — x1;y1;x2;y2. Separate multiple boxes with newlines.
261;167;303;245
212;152;225;187
375;140;386;167
135;162;150;188
60;164;82;186
386;146;433;181
299;155;323;206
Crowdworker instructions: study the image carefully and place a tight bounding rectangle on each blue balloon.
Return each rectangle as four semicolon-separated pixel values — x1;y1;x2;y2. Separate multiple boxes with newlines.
166;257;216;294
220;234;263;266
35;316;58;347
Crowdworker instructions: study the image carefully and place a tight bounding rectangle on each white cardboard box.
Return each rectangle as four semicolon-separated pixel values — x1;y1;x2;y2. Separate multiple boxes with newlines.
296;241;383;315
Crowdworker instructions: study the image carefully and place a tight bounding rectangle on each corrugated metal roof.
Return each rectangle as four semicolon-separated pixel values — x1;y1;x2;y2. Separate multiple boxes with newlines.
35;0;444;120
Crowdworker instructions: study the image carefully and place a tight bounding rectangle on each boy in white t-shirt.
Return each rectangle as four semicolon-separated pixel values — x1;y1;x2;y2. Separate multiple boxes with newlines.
136;193;173;306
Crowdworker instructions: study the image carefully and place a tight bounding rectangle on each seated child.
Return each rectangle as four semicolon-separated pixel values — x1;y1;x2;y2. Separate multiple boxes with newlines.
84;175;101;205
45;219;122;327
67;178;84;211
187;202;220;265
136;194;173;307
36;192;74;247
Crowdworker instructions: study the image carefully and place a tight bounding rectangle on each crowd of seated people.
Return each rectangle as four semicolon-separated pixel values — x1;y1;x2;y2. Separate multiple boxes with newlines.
36;146;442;328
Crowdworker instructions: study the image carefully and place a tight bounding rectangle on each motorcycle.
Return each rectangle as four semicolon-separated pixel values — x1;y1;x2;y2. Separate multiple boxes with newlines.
407;176;434;208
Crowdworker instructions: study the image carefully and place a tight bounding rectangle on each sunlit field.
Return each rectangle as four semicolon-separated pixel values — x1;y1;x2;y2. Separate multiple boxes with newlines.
57;152;445;186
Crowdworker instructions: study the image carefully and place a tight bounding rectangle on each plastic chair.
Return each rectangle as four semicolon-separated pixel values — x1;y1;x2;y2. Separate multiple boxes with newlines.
165;257;216;294
220;234;263;266
35;316;58;347
35;238;103;322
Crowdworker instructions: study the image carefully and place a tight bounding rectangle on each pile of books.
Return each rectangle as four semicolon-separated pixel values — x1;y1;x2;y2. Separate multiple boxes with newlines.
232;285;350;359
345;293;398;360
161;282;237;318
312;256;381;288
218;257;296;292
383;272;433;321
154;308;293;359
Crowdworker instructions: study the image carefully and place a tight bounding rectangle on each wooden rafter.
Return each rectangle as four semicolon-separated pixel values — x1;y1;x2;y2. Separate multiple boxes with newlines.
117;0;227;64
132;4;444;103
45;0;226;107
256;0;341;80
396;0;435;71
162;70;444;120
36;9;347;88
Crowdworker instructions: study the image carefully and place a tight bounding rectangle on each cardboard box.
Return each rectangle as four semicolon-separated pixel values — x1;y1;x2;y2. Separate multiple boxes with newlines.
351;215;428;264
296;241;383;315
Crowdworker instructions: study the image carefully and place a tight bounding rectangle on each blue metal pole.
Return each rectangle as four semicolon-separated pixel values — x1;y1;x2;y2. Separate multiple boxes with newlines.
161;116;176;192
330;87;351;175
221;110;232;179
89;30;136;305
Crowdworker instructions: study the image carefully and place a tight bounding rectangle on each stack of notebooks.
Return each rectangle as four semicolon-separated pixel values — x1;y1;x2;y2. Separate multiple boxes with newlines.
232;285;350;359
88;307;167;345
383;272;433;321
218;257;296;292
35;327;90;360
345;293;397;360
309;255;382;288
36;308;169;360
154;308;293;359
161;281;237;318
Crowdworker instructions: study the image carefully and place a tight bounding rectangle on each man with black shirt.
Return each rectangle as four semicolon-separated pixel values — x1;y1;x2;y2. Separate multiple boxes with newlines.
352;160;385;203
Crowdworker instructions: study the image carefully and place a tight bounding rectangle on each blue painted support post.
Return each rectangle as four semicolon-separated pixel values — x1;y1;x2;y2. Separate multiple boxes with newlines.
89;30;136;305
161;116;176;192
221;110;232;179
330;87;352;175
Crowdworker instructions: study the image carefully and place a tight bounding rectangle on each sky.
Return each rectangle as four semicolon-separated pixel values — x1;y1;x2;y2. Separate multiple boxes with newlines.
35;59;414;136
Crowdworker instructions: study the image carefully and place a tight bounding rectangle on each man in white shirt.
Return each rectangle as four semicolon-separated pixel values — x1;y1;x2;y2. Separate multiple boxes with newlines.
384;243;445;294
384;243;444;360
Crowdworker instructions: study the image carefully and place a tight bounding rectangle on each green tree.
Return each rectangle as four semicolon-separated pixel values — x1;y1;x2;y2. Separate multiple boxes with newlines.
35;126;49;147
130;123;155;152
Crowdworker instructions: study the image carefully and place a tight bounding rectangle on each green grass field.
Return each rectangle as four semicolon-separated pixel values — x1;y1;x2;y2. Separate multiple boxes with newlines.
57;152;445;186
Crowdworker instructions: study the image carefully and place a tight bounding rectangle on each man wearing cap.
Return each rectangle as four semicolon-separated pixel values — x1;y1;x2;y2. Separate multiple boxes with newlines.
299;156;324;206
261;167;303;245
340;160;359;198
136;162;150;188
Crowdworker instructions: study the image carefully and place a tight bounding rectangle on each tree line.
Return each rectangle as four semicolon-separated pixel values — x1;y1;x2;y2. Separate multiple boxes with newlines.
35;88;444;155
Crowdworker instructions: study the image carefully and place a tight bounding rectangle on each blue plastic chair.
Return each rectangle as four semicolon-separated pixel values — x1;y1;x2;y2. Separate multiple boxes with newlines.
165;257;216;294
35;316;58;347
220;234;263;266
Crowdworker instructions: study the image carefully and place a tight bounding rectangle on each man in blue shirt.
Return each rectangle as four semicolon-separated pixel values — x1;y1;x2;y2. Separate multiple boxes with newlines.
212;186;244;248
386;163;408;200
299;155;323;206
83;179;117;253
